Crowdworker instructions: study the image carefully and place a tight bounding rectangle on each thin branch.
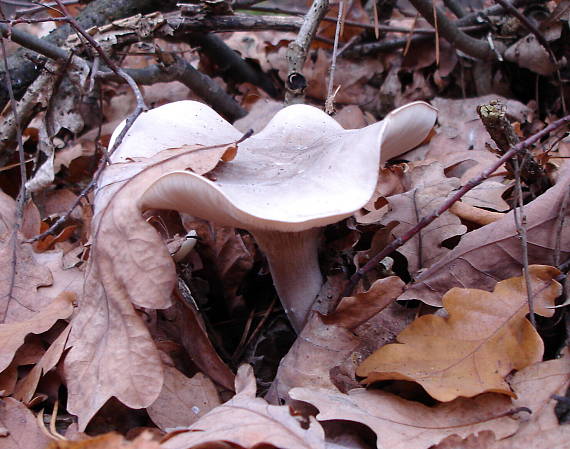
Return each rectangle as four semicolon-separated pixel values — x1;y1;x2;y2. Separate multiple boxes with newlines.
513;157;535;327
325;0;343;114
29;0;148;243
285;0;329;105
14;0;77;17
100;56;247;122
0;20;70;60
478;100;545;326
170;13;303;33
341;114;570;298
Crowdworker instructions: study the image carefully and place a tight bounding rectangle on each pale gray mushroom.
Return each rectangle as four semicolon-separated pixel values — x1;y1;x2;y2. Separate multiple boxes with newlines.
109;101;437;332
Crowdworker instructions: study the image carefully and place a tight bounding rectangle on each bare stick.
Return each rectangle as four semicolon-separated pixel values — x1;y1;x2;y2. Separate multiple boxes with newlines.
513;157;535;327
478;100;545;326
325;0;343;114
285;0;329;105
341;114;570;298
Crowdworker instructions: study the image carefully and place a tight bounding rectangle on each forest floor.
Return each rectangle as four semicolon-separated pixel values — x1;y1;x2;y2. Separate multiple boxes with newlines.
0;1;569;448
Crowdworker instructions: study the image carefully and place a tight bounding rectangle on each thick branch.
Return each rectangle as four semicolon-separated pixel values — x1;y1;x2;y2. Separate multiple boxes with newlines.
408;0;495;60
186;32;278;97
116;58;246;122
169;12;302;32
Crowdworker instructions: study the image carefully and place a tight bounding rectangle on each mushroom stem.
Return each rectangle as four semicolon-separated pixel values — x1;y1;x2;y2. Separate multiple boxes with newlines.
251;228;322;333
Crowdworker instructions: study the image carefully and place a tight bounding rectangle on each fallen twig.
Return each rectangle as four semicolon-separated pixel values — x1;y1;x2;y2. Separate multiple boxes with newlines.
28;0;148;243
285;0;329;104
408;0;495;60
100;54;246;122
324;0;343;114
342;114;570;298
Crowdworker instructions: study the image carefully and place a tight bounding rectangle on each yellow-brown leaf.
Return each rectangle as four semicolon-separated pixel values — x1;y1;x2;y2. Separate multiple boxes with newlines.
356;265;562;401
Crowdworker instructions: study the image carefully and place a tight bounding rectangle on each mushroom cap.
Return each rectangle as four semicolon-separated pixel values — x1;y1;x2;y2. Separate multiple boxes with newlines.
110;101;437;232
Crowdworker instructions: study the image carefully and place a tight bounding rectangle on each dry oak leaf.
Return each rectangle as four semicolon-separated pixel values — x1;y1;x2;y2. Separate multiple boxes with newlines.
147;366;221;431
486;356;570;448
400;162;570;306
161;365;325;449
64;109;237;430
47;431;162;449
0;292;74;373
289;387;518;449
357;265;561;402
0;397;52;449
431;356;570;449
13;323;71;403
267;277;405;402
366;162;467;274
1;191;53;326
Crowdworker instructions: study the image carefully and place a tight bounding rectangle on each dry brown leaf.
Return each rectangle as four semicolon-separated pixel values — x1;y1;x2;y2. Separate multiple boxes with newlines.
460;181;510;211
47;431;162;449
450;202;505;226
1;193;54;326
267;277;405;402
159;296;236;392
33;250;84;300
64;142;234;430
504;34;557;76
13;324;71;403
0;361;17;396
147;366;220;431
490;356;570;448
162;365;325;449
357;266;561;402
0;397;52;449
0;292;74;373
433;356;570;449
423;95;529;166
289;387;518;449
365;162;466;274
183;219;255;306
400;163;570;306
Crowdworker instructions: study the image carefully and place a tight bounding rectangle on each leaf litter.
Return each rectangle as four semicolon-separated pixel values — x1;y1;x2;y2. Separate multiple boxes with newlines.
1;1;570;448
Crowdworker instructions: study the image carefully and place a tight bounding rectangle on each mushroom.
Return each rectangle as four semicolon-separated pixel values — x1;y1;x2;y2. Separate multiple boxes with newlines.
109;101;437;332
